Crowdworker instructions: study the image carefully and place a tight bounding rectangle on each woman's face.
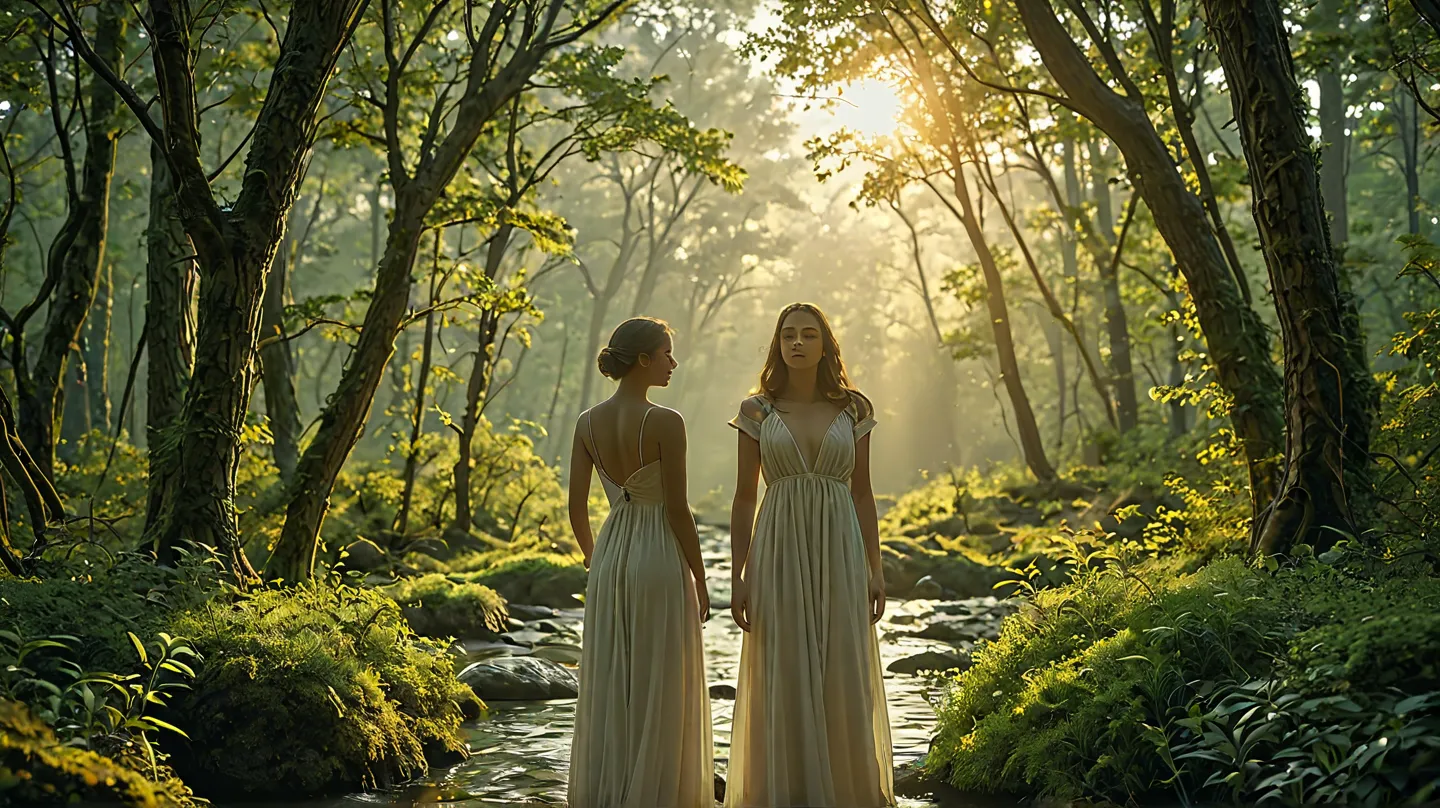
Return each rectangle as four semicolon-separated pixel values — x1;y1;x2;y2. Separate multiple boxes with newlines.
779;310;824;371
638;333;677;387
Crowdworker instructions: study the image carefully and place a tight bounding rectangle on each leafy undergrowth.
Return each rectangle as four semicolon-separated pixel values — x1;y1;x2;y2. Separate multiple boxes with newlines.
0;698;194;807
927;553;1440;806
0;557;480;799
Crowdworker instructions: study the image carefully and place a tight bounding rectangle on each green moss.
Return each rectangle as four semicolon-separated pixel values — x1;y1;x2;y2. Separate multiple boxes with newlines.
880;539;1004;598
383;573;509;638
166;583;480;797
454;551;587;608
0;699;193;807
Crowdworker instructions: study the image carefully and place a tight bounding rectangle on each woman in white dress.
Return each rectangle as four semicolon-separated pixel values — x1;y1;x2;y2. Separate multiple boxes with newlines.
567;317;714;808
725;303;894;808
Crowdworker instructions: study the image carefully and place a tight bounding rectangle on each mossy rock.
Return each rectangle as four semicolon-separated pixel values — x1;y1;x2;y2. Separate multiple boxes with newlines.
0;699;191;807
383;574;509;639
463;553;587;609
166;584;479;798
881;540;1004;599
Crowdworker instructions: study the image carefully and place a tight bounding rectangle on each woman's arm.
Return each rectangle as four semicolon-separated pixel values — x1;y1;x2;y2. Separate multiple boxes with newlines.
567;420;596;568
655;409;710;621
730;430;761;631
852;433;885;622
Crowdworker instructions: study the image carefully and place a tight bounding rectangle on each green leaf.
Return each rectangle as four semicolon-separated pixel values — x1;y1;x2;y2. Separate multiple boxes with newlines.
127;632;148;666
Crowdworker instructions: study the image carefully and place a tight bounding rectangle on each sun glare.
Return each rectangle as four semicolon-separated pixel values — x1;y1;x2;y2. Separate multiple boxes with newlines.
802;78;905;139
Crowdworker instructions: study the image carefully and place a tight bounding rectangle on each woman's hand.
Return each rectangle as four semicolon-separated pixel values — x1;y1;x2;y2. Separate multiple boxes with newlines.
582;552;592;571
731;575;752;632
868;572;886;624
695;573;711;623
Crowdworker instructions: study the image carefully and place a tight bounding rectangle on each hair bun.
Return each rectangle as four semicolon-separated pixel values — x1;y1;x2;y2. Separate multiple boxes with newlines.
596;346;628;379
597;317;673;380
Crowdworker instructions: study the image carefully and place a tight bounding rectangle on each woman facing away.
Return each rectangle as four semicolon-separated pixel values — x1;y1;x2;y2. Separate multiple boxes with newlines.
566;317;714;808
725;303;895;808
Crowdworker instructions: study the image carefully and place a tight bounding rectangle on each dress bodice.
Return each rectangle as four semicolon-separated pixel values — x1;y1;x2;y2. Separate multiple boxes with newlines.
587;407;665;507
728;395;877;486
596;461;664;506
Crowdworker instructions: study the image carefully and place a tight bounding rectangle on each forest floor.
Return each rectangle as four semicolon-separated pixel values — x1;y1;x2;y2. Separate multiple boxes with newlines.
3;457;1439;807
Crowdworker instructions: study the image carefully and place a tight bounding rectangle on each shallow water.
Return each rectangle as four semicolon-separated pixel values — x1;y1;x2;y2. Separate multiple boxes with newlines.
226;529;1031;808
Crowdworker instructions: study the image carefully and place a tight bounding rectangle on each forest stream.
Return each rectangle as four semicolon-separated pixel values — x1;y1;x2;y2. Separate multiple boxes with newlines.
224;527;1027;808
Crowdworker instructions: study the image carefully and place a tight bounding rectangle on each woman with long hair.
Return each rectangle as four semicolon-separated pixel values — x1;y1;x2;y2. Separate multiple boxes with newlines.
567;317;714;807
725;303;894;807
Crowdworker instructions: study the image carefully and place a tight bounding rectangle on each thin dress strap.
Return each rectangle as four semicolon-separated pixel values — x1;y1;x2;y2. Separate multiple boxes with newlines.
637;407;655;460
586;410;613;484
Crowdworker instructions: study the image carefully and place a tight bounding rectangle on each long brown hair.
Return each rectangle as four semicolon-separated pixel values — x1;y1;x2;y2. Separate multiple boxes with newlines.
757;303;868;415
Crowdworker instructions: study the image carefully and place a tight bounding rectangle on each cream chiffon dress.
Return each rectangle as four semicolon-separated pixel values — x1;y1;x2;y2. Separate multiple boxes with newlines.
568;408;714;808
725;395;894;808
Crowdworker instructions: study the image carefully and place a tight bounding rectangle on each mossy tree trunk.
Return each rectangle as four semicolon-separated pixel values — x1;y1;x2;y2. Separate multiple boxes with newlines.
1014;0;1286;511
84;261;113;434
1201;0;1378;554
259;229;303;484
12;5;126;483
1316;0;1349;255
66;0;374;577
143;141;197;536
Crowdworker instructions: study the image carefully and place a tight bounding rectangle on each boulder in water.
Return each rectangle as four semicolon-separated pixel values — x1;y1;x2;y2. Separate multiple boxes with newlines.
916;616;991;643
909;575;944;600
459;657;579;700
887;650;970;676
709;683;737;699
506;603;558;622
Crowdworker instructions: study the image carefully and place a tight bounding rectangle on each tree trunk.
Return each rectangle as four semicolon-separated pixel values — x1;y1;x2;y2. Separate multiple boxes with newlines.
143;141;196;535
269;205;426;582
1016;0;1285;510
85;261;113;433
903;44;1056;480
1087;138;1114;239
578;293;612;417
1201;0;1378;554
1142;3;1252;303
259;235;302;482
452;223;515;536
951;169;1057;481
58;355;89;458
1317;0;1349;254
1100;197;1140;432
15;6;126;481
1400;90;1422;236
143;0;369;579
0;387;64;575
397;233;444;538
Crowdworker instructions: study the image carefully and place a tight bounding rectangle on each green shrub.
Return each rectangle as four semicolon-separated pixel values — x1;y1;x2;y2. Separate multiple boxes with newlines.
931;551;1440;806
383;573;509;638
0;698;194;807
166;582;480;797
